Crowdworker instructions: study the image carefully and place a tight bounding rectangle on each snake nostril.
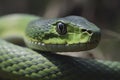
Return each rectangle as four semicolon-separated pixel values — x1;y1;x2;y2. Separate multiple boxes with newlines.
81;29;87;32
87;30;93;34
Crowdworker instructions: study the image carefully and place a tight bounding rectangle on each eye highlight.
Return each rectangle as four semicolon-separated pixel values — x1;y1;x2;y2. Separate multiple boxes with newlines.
56;22;67;35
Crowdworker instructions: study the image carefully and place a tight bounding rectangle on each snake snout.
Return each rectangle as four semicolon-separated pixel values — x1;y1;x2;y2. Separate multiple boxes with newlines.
90;30;101;47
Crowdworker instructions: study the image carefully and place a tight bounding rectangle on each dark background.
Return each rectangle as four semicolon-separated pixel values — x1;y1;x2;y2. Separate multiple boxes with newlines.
0;0;120;60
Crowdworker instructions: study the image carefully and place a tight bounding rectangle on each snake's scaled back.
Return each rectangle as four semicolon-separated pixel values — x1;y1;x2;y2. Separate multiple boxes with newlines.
0;39;120;80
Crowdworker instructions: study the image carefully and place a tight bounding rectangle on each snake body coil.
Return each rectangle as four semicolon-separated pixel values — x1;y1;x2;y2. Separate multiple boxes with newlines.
0;14;120;80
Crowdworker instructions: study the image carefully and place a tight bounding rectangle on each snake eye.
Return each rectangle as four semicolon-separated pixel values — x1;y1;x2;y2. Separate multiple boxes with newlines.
56;22;67;35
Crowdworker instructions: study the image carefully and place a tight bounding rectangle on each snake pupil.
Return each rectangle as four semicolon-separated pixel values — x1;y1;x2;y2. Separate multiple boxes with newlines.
56;22;67;35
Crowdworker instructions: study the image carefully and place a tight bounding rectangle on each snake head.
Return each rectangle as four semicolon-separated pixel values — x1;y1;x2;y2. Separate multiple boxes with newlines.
25;16;101;52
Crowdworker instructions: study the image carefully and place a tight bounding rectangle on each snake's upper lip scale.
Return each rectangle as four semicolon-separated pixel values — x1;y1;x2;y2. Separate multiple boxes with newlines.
29;40;98;46
25;30;101;46
25;38;99;52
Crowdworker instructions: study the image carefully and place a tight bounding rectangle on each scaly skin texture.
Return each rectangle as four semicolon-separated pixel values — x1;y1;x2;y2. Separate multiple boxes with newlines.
0;14;120;80
0;39;120;80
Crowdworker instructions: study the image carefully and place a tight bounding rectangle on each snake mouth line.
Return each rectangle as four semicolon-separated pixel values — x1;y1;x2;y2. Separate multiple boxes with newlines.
25;39;99;52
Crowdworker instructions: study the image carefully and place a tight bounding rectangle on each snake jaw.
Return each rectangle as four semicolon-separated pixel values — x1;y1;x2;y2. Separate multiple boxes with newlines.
24;36;100;52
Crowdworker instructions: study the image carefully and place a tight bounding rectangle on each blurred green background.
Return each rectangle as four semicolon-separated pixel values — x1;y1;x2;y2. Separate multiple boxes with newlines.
0;0;120;61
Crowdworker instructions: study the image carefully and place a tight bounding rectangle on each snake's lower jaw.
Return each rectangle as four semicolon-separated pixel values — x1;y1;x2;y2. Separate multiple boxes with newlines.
24;39;99;52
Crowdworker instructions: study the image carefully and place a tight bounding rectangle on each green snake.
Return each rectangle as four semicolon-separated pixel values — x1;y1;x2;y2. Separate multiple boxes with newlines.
0;14;120;80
